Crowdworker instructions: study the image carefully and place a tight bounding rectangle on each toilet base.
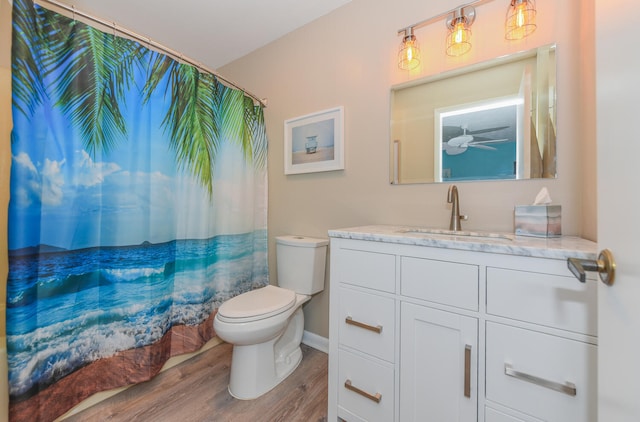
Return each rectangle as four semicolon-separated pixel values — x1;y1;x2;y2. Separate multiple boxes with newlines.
227;308;305;400
228;344;303;400
275;345;302;382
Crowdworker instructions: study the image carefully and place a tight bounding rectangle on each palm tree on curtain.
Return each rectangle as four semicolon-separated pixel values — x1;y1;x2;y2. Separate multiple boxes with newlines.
11;0;265;196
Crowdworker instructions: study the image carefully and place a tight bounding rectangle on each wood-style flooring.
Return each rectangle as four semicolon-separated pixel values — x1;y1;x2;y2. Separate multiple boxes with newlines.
64;342;328;422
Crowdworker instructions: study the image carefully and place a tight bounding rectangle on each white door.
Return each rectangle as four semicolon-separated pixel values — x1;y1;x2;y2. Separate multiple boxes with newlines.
596;0;640;420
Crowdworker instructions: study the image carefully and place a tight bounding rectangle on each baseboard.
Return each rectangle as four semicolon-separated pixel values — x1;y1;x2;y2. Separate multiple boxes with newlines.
302;330;329;354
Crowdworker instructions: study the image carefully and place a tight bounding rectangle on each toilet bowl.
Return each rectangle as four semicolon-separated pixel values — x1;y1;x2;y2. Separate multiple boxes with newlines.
213;235;327;400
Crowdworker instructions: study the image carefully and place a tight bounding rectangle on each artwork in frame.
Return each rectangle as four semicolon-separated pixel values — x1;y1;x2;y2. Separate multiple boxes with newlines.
284;106;344;175
434;96;522;182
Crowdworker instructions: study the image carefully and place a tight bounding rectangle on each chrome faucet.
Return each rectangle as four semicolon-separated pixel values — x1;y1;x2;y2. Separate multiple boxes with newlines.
447;185;467;231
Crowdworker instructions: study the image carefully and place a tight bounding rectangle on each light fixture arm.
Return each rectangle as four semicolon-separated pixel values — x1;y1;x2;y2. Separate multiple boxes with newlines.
396;0;490;35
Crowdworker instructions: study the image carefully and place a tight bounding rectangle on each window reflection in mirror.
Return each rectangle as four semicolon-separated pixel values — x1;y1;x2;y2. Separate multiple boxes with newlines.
390;44;556;184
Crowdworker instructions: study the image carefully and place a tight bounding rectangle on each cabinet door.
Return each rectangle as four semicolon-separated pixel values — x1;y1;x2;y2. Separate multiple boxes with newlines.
400;302;478;422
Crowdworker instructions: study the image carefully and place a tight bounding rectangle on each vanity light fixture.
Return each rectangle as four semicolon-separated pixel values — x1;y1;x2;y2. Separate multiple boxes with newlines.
396;0;541;70
505;0;537;40
445;6;475;57
398;27;421;71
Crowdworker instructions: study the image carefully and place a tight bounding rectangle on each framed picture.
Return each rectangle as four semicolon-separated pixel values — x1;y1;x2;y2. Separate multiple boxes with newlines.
284;106;344;175
434;96;522;182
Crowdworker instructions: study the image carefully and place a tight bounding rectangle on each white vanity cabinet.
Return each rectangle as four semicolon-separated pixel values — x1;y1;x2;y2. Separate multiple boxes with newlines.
328;226;598;422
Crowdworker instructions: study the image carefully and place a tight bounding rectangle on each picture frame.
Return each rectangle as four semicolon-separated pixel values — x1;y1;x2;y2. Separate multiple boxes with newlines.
284;106;344;175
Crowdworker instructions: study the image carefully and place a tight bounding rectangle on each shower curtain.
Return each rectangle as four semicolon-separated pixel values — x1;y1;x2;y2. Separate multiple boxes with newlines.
7;0;268;420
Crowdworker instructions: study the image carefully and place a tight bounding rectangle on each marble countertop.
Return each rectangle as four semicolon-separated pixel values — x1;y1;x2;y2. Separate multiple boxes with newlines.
328;225;598;260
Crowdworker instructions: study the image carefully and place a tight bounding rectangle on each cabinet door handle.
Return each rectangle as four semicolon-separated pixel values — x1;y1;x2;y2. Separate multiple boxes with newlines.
345;316;383;334
504;363;577;396
464;344;472;398
344;379;382;403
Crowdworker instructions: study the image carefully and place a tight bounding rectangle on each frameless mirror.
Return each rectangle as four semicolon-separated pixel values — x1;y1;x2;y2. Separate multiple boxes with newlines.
390;44;556;184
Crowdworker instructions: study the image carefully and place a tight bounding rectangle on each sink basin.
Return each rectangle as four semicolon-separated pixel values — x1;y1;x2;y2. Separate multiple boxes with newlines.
397;228;513;241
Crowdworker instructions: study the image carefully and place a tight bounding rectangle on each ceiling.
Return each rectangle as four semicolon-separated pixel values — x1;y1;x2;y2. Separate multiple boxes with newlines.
51;0;352;69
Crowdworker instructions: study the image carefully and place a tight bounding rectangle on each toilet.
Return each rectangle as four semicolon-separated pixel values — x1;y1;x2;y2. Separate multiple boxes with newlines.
213;235;328;400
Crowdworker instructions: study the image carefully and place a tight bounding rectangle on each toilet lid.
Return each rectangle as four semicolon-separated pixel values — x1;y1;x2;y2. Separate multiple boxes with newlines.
217;285;296;321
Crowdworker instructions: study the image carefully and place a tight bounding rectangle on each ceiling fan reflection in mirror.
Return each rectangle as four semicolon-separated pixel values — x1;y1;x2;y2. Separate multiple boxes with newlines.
443;124;511;155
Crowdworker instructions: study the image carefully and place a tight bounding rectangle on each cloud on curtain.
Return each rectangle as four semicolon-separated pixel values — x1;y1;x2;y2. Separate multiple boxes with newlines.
7;0;268;420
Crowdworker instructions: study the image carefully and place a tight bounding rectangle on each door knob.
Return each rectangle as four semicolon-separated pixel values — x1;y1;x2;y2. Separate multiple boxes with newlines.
567;249;616;286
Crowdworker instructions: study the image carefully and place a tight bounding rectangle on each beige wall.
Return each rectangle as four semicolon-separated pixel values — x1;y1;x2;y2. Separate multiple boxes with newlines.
220;0;597;338
579;0;597;241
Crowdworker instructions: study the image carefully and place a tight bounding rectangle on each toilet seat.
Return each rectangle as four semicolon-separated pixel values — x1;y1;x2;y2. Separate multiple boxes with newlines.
217;285;296;323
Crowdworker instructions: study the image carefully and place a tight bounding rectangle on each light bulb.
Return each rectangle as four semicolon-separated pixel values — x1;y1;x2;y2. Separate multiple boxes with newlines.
406;45;414;62
516;3;526;28
454;22;466;44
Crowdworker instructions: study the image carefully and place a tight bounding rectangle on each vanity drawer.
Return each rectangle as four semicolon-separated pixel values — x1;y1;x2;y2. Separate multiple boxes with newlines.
338;349;394;422
401;256;479;310
486;322;597;422
337;248;396;293
486;267;597;336
339;286;395;362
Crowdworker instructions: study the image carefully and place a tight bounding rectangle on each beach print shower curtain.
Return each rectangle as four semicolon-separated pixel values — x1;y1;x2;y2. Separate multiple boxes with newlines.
7;0;268;420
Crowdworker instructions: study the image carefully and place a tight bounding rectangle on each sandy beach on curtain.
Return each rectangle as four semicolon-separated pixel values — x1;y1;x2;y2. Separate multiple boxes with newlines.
9;312;218;422
292;147;334;165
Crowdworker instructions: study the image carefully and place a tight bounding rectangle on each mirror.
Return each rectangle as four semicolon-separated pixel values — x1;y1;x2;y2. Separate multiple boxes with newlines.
390;44;556;184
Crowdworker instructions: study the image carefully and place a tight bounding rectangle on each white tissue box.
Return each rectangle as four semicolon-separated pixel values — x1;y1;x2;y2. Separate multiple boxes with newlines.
514;205;562;237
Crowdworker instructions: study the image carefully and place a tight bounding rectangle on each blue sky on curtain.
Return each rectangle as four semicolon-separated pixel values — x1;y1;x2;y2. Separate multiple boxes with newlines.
7;0;268;420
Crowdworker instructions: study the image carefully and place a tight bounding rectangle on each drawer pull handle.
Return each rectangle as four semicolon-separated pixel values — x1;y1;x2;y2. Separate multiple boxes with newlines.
464;344;471;398
344;379;382;403
504;363;577;396
345;316;383;334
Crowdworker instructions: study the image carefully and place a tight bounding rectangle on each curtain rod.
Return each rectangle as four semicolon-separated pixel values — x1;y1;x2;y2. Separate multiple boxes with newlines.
33;0;268;108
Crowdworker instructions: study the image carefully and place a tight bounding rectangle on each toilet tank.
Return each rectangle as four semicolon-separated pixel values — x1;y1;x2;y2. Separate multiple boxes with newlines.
276;235;328;295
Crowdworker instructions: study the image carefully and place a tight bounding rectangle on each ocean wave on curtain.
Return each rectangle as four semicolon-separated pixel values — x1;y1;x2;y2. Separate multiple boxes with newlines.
7;0;269;420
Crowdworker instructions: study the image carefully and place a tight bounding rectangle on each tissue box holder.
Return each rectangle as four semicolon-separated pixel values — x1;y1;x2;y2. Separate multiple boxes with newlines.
514;205;561;237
